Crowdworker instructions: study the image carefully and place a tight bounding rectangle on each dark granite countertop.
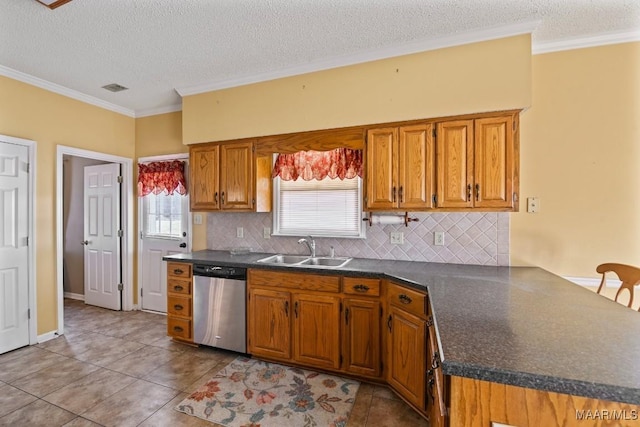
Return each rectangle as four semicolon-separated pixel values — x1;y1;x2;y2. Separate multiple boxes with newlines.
164;250;640;405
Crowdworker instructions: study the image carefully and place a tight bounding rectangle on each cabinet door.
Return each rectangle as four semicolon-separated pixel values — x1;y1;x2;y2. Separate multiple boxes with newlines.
398;124;434;209
190;145;220;210
248;288;291;360
436;120;474;208
474;115;514;208
293;293;341;370
366;128;398;210
220;141;254;210
343;298;381;378
427;319;446;427
387;305;427;410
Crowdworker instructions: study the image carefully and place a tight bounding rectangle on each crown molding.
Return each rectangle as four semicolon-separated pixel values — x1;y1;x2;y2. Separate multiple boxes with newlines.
532;29;640;55
0;65;135;117
176;20;540;97
135;103;182;118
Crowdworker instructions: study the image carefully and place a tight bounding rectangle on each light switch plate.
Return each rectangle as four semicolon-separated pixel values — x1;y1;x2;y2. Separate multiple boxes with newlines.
236;227;244;238
263;227;271;239
193;213;202;225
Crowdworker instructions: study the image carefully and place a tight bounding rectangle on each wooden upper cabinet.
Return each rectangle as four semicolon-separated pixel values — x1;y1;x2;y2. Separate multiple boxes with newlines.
398;124;434;209
190;144;220;211
366;127;397;210
436;119;474;209
436;114;516;210
220;141;254;210
474;116;514;209
189;140;256;212
366;124;433;210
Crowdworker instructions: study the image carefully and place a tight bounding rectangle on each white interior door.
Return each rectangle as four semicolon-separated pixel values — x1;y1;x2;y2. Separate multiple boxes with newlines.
84;163;121;310
140;191;189;312
0;142;30;354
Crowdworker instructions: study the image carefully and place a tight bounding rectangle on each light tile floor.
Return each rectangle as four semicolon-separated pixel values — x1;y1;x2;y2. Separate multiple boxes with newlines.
0;299;428;427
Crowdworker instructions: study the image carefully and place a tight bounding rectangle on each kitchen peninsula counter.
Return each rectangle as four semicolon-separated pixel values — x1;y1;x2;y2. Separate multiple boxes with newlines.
165;250;640;406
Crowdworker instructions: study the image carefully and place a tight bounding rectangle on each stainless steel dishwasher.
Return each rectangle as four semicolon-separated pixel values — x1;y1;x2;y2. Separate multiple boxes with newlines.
192;264;247;353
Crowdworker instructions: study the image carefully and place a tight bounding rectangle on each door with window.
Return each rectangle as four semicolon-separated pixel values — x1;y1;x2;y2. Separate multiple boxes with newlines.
138;159;189;313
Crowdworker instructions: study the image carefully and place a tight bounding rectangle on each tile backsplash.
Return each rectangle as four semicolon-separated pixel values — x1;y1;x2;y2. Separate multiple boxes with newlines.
207;212;509;266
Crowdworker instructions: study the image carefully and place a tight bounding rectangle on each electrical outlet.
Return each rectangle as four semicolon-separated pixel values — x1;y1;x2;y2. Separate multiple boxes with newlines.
527;197;540;213
193;214;202;225
263;227;271;239
434;232;445;246
390;232;404;245
236;227;244;238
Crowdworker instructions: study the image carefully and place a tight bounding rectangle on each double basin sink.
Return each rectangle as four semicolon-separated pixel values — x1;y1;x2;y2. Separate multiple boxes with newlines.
256;254;352;269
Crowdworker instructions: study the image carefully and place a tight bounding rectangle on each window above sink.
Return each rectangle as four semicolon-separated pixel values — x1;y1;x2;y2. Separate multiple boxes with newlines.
271;148;366;239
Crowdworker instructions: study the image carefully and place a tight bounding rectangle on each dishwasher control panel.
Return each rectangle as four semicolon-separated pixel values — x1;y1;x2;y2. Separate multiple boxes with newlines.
193;264;246;279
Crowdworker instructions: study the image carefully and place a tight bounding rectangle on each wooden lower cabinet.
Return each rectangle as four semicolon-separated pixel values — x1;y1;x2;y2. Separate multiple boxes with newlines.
247;270;344;371
386;304;427;411
247;270;383;380
427;316;447;427
343;297;381;378
166;262;193;343
293;293;341;370
247;288;291;360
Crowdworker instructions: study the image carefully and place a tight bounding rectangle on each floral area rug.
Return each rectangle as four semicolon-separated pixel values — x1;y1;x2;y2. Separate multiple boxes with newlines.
175;356;360;427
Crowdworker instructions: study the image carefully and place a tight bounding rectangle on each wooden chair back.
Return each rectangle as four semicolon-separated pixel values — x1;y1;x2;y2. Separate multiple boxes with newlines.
596;263;640;311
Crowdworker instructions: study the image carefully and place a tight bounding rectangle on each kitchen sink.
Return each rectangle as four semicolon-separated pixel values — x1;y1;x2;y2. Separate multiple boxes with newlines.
299;257;352;268
256;254;352;269
256;254;310;265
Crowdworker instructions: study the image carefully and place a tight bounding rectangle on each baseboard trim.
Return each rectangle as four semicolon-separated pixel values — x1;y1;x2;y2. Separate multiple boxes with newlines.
64;292;85;301
37;331;59;343
564;276;620;288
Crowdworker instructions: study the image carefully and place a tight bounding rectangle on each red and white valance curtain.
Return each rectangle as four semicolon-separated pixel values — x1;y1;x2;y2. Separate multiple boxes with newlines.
271;148;363;181
137;160;187;196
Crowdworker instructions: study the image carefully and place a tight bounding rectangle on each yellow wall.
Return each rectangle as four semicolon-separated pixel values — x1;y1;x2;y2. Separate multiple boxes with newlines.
0;76;135;334
183;35;531;144
135;112;208;252
512;42;640;276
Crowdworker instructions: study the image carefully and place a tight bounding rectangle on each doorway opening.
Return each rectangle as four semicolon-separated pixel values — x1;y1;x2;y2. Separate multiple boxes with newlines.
56;146;134;336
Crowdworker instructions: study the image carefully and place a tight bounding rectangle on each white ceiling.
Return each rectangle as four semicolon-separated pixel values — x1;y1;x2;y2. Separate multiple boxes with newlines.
1;0;638;117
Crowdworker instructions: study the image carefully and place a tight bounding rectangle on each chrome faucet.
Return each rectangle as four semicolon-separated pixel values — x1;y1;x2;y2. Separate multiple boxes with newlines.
298;235;316;257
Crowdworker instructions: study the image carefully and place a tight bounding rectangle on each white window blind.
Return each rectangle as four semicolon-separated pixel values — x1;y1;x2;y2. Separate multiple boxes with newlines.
273;176;364;238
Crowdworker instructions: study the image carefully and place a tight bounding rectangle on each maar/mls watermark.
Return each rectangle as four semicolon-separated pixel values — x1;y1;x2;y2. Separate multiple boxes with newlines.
576;409;638;421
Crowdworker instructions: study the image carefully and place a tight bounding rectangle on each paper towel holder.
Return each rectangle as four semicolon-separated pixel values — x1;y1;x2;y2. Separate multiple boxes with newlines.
362;212;419;227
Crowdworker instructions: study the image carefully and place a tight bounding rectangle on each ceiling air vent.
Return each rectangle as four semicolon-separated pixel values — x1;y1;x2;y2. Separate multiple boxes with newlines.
102;83;129;93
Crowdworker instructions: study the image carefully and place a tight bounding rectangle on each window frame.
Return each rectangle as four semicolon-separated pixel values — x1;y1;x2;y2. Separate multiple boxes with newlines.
271;175;366;239
141;191;190;240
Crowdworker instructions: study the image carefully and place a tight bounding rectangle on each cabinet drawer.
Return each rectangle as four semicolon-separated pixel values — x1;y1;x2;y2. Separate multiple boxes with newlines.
388;282;427;318
167;262;192;279
168;278;191;295
167;295;192;317
343;277;380;296
249;269;340;293
167;316;192;340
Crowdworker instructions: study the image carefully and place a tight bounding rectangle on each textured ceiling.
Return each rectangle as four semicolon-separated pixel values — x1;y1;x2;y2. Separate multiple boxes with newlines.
1;0;638;117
